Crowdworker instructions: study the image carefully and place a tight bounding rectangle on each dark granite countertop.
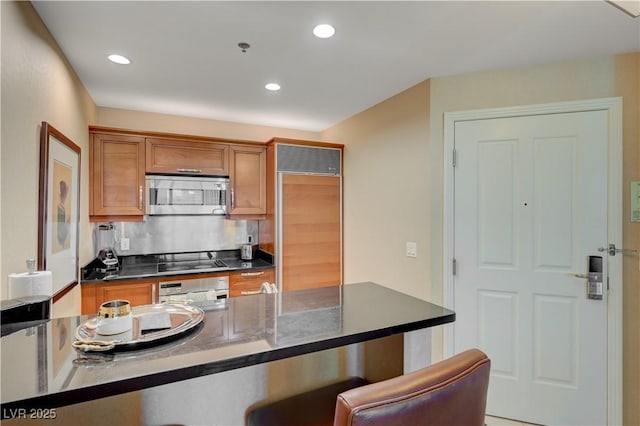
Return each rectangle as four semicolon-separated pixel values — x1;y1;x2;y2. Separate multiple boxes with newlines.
0;282;454;414
81;249;274;283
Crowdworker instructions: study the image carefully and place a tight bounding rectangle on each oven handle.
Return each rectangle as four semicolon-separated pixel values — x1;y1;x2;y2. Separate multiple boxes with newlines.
160;296;192;305
159;289;228;303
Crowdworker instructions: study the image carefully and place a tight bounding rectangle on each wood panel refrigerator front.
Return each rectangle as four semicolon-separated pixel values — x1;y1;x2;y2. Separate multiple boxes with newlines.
281;174;342;291
260;140;344;292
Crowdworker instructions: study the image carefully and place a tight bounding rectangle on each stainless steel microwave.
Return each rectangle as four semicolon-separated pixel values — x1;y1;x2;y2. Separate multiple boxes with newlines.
145;175;228;215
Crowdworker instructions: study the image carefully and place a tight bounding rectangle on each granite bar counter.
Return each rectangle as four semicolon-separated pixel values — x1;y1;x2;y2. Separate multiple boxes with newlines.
0;282;454;417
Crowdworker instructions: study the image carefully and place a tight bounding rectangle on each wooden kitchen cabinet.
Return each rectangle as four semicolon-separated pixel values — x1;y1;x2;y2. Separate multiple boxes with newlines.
89;126;270;221
90;132;145;220
82;279;158;314
228;145;267;215
229;268;275;297
146;138;229;176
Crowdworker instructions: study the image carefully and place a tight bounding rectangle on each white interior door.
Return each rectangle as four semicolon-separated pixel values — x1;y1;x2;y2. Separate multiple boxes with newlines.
453;110;608;425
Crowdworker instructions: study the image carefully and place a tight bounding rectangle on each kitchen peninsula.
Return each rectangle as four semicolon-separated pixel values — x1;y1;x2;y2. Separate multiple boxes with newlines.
1;282;454;422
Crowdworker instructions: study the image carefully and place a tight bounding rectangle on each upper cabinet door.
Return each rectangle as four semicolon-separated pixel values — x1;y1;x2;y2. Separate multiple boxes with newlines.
146;138;229;176
228;145;267;215
90;133;145;218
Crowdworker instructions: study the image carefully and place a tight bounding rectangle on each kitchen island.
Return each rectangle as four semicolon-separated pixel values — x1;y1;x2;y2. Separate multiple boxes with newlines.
1;282;454;423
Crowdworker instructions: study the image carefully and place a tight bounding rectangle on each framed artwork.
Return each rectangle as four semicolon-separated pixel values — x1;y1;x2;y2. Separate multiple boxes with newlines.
38;122;81;295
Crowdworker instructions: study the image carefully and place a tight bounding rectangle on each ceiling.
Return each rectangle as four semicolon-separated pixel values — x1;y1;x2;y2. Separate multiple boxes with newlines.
32;1;640;132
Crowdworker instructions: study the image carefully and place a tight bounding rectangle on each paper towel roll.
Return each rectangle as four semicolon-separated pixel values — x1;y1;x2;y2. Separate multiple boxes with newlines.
8;271;53;298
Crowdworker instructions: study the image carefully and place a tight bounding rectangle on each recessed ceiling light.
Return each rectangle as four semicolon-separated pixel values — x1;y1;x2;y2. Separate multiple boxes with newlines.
313;24;335;39
265;83;281;91
108;54;131;65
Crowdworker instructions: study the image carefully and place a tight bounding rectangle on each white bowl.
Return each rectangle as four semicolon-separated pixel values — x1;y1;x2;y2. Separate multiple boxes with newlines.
96;313;132;335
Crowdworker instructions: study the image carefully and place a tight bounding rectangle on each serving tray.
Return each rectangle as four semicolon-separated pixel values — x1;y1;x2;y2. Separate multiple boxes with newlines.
74;303;204;352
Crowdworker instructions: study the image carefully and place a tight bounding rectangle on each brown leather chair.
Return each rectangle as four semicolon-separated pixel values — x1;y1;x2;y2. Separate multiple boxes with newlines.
333;348;490;426
246;349;490;426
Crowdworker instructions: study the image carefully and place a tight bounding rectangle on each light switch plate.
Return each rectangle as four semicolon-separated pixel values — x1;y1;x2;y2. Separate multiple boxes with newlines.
406;242;417;258
120;238;130;251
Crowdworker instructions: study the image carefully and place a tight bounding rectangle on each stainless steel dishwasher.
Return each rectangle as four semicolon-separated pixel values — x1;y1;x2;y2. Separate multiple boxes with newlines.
158;276;229;305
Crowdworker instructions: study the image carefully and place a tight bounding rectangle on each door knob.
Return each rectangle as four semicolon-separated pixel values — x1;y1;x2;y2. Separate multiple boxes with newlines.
598;243;638;256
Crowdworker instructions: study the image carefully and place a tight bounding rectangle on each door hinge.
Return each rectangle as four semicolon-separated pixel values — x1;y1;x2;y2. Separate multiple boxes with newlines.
452;148;457;168
452;258;457;276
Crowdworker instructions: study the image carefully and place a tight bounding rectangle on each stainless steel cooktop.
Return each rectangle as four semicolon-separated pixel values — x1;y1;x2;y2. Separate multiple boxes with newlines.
156;252;229;274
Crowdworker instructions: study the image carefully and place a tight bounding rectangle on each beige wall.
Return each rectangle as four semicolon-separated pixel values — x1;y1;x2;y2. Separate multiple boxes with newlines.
321;81;431;300
1;1;97;314
621;52;640;426
323;53;640;425
97;107;320;142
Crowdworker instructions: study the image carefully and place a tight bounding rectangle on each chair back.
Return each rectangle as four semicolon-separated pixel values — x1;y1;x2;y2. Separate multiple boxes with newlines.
333;349;490;426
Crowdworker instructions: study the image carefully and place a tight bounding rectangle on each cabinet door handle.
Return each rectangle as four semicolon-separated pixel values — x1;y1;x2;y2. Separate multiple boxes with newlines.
230;188;235;209
241;271;264;277
139;185;143;211
151;283;157;303
240;290;262;295
176;168;202;173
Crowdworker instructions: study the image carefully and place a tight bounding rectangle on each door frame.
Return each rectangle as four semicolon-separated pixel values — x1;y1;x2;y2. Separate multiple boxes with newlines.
442;97;623;425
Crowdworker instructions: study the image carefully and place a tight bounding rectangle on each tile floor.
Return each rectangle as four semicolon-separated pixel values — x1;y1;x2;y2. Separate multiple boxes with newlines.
485;415;542;426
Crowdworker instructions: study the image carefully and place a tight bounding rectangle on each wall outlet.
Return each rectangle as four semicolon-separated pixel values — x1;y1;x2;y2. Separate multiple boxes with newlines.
406;242;417;258
120;238;130;251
